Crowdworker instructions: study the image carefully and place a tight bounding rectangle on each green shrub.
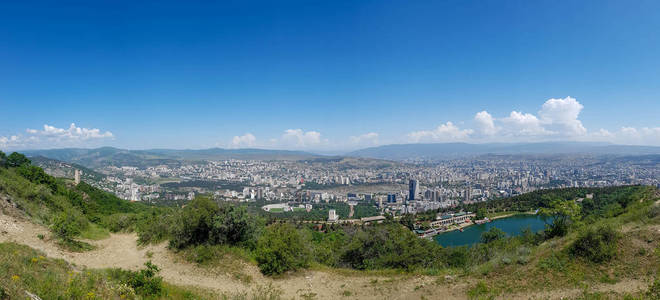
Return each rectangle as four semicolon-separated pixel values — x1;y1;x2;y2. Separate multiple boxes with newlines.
480;227;505;244
129;261;163;296
647;279;660;300
102;213;138;232
255;223;310;275
7;152;30;168
107;261;163;297
51;211;84;242
446;246;469;268
0;150;7;168
169;197;257;249
340;223;444;270
467;281;494;300
569;225;619;263
137;212;172;245
538;252;567;272
648;205;660;220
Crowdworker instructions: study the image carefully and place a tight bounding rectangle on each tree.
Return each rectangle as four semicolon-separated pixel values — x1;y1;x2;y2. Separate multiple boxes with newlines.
0;150;7;168
539;198;581;238
475;207;487;220
209;204;257;246
169;197;220;249
255;223;310;275
480;227;505;244
341;224;442;270
7;152;30;167
400;213;416;231
169;197;258;249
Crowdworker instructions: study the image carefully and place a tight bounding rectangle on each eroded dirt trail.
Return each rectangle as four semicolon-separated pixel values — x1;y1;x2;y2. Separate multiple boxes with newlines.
0;212;467;299
1;211;647;299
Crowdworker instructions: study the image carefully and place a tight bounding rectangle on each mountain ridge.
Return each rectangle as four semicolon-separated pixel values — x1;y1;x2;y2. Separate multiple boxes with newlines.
18;141;660;167
21;147;324;168
346;141;660;160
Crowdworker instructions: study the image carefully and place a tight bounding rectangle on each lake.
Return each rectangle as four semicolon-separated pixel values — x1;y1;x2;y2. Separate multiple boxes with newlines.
434;214;548;247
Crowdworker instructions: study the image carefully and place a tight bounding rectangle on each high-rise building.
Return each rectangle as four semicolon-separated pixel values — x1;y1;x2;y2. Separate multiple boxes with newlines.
464;182;471;202
328;209;339;222
387;193;397;203
409;179;419;201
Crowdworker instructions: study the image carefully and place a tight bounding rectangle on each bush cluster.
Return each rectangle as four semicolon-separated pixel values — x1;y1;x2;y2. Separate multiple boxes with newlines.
51;211;86;242
168;197;258;249
569;225;619;263
255;223;311;275
107;261;163;297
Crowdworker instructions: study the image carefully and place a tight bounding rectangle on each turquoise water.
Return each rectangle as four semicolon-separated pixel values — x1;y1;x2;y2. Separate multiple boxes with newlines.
434;214;547;247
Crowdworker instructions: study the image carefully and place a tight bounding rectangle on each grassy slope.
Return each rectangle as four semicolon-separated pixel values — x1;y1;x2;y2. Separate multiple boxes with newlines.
0;242;215;299
3;162;660;299
465;186;660;299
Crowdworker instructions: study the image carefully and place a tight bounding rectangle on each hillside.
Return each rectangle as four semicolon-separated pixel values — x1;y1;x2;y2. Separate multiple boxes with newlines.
30;156;106;181
22;147;324;168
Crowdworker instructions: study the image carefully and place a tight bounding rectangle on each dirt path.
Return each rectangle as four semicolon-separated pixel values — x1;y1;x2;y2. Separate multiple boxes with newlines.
0;212;467;299
0;211;649;299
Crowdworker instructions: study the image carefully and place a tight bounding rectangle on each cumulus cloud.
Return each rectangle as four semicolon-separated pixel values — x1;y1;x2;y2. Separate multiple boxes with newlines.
538;96;586;136
349;132;379;146
0;136;21;148
474;111;498;136
29;123;114;140
500;111;552;136
404;96;659;146
279;129;326;148
589;127;660;145
1;123;113;150
229;133;257;148
407;122;473;143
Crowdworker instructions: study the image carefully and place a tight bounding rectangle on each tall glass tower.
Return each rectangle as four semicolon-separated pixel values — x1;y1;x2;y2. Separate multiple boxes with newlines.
409;179;419;201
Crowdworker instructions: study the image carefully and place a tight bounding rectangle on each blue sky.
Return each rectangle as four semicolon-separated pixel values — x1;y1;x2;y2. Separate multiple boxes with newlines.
1;0;659;151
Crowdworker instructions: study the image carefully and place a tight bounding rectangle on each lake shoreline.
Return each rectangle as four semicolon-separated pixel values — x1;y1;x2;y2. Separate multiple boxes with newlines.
434;212;545;247
437;210;536;235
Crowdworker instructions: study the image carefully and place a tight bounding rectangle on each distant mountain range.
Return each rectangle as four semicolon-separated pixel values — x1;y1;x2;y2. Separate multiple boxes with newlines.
22;147;322;168
20;142;660;167
346;142;660;160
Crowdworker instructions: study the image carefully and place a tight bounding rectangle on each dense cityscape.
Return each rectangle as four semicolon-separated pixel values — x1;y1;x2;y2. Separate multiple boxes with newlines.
38;153;659;219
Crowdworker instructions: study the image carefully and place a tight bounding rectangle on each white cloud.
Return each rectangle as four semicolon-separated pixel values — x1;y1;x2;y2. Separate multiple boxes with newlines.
349;132;379;146
591;128;613;138
590;127;660;145
29;123;114;140
405;97;653;145
279;129;326;148
407;122;473;143
500;111;551;136
229;133;257;148
474;111;498;136
0;135;20;148
1;123;113;150
538;96;586;136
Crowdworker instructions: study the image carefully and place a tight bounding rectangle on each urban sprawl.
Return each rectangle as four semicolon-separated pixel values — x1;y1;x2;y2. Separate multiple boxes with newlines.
62;155;658;222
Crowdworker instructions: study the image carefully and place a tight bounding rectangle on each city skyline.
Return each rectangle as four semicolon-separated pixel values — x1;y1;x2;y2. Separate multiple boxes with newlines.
2;1;660;150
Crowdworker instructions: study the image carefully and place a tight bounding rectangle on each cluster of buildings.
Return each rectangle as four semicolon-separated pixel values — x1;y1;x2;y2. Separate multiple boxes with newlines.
72;154;657;211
